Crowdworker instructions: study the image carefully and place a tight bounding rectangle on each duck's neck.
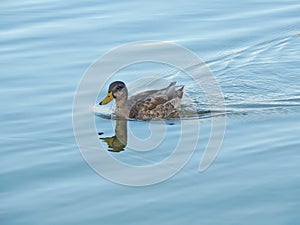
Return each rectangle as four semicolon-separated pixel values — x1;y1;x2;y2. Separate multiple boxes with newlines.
115;95;129;118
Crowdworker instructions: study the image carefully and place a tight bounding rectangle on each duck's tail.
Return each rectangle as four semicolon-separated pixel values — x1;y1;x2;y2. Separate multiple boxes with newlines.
176;85;184;98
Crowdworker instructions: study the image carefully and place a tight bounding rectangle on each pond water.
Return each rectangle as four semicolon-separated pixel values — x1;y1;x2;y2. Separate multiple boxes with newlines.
1;0;300;224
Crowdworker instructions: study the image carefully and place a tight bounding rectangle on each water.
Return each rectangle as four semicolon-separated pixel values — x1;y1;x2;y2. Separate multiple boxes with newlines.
1;0;300;224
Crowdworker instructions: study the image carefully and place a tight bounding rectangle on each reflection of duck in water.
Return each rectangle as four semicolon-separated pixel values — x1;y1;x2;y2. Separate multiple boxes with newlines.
100;119;127;152
99;81;184;120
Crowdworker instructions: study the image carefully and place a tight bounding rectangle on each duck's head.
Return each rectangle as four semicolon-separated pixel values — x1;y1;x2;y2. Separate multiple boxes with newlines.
99;81;128;105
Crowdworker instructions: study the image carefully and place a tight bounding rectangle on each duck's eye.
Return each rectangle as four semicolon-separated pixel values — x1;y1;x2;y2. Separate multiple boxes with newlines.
116;86;123;90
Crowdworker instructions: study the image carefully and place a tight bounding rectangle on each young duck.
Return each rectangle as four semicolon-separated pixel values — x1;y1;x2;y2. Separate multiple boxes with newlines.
99;81;184;120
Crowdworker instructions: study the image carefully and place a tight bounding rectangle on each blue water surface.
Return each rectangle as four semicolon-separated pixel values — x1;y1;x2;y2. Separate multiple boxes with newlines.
1;0;300;224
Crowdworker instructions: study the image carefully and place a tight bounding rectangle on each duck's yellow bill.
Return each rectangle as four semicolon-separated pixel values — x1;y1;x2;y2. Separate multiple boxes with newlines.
100;92;114;105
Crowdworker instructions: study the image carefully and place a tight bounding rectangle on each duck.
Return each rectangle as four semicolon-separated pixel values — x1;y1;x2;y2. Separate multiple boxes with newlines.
99;81;184;120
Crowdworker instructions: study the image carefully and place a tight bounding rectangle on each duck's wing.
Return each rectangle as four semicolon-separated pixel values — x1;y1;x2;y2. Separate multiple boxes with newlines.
129;95;167;119
129;85;185;120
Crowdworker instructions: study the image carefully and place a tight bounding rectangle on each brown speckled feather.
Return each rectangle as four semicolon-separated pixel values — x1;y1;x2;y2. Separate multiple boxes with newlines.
128;83;184;120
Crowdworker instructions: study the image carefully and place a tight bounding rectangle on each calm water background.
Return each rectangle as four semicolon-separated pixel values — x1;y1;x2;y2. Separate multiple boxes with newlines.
1;0;300;224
